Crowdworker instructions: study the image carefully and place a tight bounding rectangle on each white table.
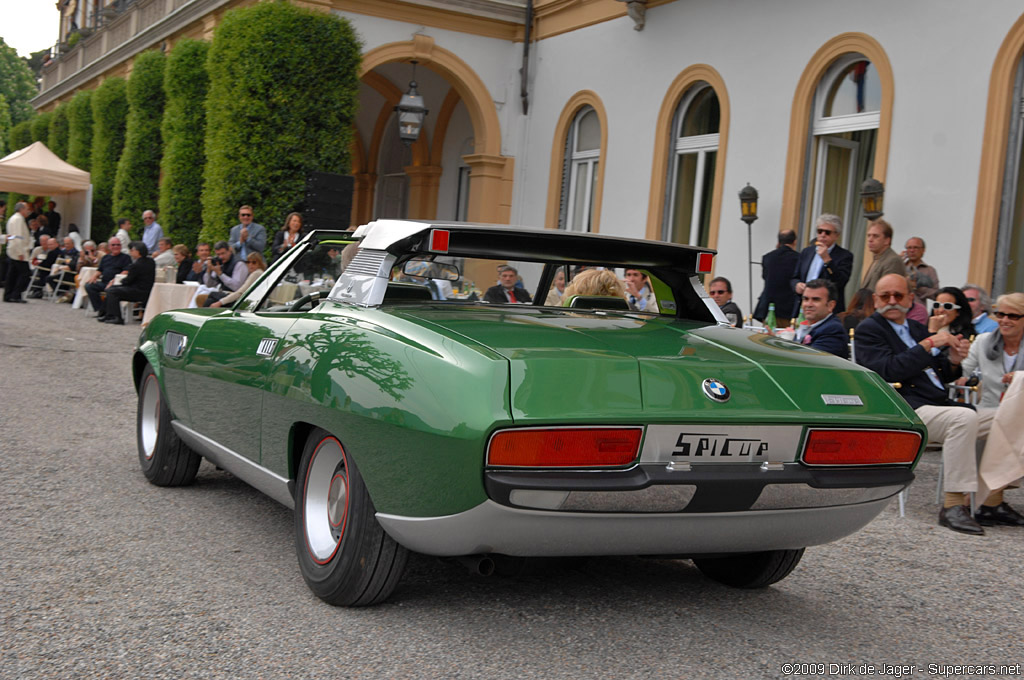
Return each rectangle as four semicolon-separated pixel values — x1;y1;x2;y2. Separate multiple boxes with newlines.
141;283;201;327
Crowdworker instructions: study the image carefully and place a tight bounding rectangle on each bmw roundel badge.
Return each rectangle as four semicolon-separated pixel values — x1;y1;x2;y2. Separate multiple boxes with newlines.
702;378;730;403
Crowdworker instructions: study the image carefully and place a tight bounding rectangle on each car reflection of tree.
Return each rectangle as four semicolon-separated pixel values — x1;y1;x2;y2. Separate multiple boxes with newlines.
299;326;413;402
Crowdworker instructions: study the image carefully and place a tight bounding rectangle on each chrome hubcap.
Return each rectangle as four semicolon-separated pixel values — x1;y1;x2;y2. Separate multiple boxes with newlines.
140;375;160;460
304;438;348;563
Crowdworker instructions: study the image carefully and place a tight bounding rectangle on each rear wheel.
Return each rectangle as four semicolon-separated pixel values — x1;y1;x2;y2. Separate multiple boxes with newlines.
137;365;201;486
693;548;805;588
294;428;408;606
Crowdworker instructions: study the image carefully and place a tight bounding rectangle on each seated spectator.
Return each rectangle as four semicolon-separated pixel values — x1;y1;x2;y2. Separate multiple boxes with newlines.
708;276;742;327
153;238;175;268
545;269;567;306
202;241;248;304
962;283;998;334
209;253;266;308
840;287;875;333
96;242;109;259
624;268;659;313
562;268;625;302
85;238;132;313
960;292;1024;408
77;241;100;271
795;279;848;358
44;237;79;296
100;241;155;325
928;287;974;337
27;237;60;298
484;265;532;304
28;234;49;266
853;273;1023;535
172;245;194;284
185;242;212;283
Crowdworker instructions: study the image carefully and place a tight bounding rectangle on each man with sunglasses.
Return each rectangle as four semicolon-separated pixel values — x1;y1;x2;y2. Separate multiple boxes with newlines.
790;214;853;318
855;273;1022;535
229;205;266;260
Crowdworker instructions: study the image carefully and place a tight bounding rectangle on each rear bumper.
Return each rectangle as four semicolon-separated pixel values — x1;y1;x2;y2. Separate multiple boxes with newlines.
376;492;900;557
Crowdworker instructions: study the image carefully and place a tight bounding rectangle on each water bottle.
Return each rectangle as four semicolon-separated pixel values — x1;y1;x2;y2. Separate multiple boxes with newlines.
765;303;777;335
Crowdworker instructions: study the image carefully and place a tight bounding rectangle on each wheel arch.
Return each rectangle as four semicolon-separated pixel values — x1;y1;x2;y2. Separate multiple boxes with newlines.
132;347;161;392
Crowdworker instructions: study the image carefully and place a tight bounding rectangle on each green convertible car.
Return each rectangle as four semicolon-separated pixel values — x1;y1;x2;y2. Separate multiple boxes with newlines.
134;220;926;606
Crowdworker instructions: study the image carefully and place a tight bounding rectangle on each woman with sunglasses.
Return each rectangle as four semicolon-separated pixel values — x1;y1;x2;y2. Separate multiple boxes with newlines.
927;287;974;337
960;292;1024;408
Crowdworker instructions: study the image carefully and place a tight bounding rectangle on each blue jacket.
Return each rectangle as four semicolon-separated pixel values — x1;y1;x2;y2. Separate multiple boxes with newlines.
799;314;849;359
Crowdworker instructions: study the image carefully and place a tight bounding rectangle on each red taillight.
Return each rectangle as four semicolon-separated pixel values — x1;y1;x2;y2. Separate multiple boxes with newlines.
802;430;921;466
697;252;714;274
487;427;642;468
429;229;450;253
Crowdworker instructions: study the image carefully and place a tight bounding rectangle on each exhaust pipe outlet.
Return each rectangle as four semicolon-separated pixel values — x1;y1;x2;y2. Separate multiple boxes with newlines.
452;554;495;577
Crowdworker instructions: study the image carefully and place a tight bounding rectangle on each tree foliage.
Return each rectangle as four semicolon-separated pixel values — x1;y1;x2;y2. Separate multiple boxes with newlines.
30;111;53;144
48;103;70;159
67;89;93;171
201;2;361;244
91;77;128;237
113;50;166;224
0;94;10;156
159;39;209;246
0;38;37;125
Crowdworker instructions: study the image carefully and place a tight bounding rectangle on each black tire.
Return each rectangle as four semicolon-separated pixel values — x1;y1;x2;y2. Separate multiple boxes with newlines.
294;428;408;606
693;548;805;588
136;364;201;486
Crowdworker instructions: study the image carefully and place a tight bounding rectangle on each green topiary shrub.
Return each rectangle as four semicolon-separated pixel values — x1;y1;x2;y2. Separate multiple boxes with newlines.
113;50;165;227
30;111;53;144
8;119;33;206
201;2;361;244
91;77;128;238
159;39;209;246
67;89;93;171
48;102;70;159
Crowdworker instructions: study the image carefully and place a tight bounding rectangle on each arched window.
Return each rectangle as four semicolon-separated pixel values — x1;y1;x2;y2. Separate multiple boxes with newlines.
805;54;881;300
559;106;601;231
663;83;719;247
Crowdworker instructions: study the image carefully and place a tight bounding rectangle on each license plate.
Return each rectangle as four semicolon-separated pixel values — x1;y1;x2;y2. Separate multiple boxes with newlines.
640;425;803;464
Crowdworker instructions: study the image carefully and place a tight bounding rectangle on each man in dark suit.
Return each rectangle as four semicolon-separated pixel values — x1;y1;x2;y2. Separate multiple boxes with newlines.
853;273;1023;535
484;265;532;304
795;279;848;358
754;229;799;326
100;241;156;325
790;214;854;318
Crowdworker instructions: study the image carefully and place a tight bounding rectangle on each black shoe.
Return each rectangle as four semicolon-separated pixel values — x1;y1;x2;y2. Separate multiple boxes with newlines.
27;291;43;299
939;505;985;535
975;502;1024;527
103;317;125;325
4;298;26;303
96;315;107;322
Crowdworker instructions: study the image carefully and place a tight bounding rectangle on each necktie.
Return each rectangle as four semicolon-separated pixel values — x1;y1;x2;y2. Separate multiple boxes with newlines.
894;323;944;390
508;289;517;303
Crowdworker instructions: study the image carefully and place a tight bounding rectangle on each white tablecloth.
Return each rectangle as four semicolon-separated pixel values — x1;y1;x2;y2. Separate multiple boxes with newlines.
71;267;97;309
141;283;200;327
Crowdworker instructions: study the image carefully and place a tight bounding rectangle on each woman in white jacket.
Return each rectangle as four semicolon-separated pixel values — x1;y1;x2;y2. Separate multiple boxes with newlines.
961;292;1024;408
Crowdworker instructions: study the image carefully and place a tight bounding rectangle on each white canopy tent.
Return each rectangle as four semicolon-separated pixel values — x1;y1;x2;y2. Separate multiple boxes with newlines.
0;142;92;239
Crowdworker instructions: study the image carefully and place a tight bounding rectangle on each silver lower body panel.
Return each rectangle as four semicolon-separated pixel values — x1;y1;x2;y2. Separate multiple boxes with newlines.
376;496;894;557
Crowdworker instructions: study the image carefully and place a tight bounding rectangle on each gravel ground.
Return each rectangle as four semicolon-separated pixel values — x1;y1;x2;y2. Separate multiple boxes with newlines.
2;299;1023;680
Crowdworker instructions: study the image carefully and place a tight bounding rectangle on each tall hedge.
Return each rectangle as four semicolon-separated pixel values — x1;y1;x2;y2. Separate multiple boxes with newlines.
159;40;209;246
7;120;33;206
0;94;10;156
67;90;94;171
48;103;70;160
91;77;128;237
201;2;361;243
113;50;165;224
30;111;53;144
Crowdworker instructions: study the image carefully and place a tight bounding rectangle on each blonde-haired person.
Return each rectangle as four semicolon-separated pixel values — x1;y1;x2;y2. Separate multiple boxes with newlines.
209;253;266;308
562;268;626;303
960;292;1024;408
